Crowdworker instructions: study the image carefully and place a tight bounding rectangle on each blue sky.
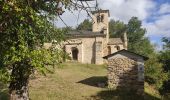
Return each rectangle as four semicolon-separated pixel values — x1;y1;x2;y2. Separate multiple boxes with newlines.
56;0;170;50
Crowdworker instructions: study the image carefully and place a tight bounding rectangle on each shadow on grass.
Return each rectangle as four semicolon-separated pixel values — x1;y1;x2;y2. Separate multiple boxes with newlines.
77;76;107;88
0;82;9;100
85;90;161;100
78;77;161;100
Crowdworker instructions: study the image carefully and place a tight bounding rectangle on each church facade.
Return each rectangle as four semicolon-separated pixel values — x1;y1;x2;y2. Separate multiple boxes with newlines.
63;10;128;64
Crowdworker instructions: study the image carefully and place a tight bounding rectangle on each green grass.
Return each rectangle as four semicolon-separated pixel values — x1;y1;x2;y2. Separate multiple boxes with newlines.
29;62;162;100
145;82;162;100
29;62;107;100
0;62;162;100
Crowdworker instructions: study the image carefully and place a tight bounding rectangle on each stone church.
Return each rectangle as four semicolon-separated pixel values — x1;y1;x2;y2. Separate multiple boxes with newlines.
62;10;128;64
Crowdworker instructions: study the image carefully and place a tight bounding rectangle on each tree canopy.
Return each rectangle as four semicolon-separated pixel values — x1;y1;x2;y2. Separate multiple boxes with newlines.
158;37;170;96
76;19;92;31
126;17;154;56
109;19;126;38
0;0;71;99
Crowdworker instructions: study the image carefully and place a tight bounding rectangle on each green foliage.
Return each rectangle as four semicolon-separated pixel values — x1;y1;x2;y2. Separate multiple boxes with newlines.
109;17;153;56
159;37;170;75
158;37;170;95
145;54;168;89
0;0;70;83
126;17;154;56
125;17;169;93
109;19;126;38
77;19;92;30
162;37;170;50
110;17;169;93
128;38;154;56
115;17;166;89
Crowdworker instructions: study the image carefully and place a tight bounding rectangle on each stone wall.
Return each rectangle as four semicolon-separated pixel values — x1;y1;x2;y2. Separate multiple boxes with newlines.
107;57;144;94
82;37;99;64
65;43;83;62
64;37;105;64
63;35;126;64
109;44;124;54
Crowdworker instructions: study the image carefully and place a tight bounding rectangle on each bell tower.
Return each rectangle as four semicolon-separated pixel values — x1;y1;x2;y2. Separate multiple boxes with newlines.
91;10;110;41
91;10;109;32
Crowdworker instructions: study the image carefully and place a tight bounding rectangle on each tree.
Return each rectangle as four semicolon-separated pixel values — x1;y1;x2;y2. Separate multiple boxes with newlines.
145;53;168;89
160;37;170;73
109;19;126;38
77;19;92;30
159;37;170;96
162;37;170;50
126;17;154;56
109;17;154;56
0;0;71;99
125;17;169;92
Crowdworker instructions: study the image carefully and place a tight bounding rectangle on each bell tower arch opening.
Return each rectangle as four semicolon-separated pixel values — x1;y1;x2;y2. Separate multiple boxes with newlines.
71;47;79;60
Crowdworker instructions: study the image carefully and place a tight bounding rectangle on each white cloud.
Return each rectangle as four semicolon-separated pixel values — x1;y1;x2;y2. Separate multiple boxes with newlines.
150;39;163;51
143;12;170;37
55;0;170;39
55;10;87;28
100;0;170;39
98;0;156;23
158;3;170;14
56;0;156;27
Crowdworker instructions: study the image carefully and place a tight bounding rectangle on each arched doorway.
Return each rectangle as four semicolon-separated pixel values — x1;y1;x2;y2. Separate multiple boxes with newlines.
115;45;120;51
107;46;111;55
72;47;78;60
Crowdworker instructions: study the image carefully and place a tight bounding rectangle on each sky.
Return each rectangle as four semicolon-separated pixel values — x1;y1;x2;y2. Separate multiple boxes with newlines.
56;0;170;50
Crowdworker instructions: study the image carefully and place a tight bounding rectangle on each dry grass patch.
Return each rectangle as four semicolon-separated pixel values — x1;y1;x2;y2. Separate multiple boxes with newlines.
1;62;161;100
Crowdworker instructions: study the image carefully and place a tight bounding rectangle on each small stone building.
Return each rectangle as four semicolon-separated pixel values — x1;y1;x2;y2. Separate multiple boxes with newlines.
103;49;148;94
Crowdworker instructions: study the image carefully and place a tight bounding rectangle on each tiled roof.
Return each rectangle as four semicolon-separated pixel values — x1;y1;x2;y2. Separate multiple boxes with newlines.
103;49;149;60
66;30;106;38
108;38;123;45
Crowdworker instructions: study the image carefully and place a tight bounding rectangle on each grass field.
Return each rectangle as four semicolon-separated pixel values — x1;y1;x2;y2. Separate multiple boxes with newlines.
0;62;162;100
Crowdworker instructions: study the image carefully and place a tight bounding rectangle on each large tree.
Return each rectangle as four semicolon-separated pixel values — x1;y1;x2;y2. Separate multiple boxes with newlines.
160;37;170;71
0;0;73;99
76;19;92;30
126;17;154;56
109;19;126;38
125;17;168;91
159;37;170;96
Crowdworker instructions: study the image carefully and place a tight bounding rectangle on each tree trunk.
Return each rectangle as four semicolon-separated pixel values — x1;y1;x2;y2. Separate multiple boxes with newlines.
9;60;32;100
10;84;29;100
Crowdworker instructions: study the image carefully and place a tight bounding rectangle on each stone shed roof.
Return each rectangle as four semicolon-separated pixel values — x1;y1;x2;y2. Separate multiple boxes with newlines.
103;49;149;60
108;38;123;45
66;30;105;38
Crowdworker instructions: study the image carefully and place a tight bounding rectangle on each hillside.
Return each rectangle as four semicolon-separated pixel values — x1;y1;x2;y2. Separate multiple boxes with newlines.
0;62;161;100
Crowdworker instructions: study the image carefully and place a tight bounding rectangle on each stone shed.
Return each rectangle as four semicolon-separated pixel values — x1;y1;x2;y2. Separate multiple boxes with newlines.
103;49;148;94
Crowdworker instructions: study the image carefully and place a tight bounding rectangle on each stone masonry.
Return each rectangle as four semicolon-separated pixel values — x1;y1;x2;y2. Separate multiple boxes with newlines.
103;50;148;95
107;57;144;94
61;10;128;64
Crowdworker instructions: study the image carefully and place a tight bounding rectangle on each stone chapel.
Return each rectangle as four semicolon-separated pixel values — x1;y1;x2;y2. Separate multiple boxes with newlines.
62;10;128;64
